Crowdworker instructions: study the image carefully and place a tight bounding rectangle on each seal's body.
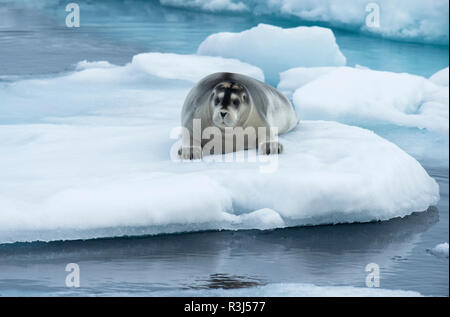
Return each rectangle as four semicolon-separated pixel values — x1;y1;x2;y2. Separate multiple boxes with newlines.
179;72;298;159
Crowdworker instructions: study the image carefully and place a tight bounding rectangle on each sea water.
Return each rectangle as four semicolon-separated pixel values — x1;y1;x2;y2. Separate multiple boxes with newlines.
0;0;448;296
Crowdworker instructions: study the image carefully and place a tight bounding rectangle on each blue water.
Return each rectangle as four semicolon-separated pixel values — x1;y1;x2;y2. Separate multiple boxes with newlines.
1;0;448;82
0;0;448;296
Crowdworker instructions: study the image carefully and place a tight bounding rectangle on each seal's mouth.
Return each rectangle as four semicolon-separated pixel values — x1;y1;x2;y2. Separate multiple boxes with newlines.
215;120;233;128
219;114;229;124
213;109;236;128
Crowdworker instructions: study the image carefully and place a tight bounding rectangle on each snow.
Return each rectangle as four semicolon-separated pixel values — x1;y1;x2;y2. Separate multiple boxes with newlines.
162;0;449;45
429;67;449;87
197;24;346;80
428;242;449;258
159;283;423;297
0;53;439;244
278;66;336;99
279;66;449;165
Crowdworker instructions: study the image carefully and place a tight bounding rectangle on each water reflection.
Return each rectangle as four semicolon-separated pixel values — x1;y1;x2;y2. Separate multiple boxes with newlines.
0;207;439;295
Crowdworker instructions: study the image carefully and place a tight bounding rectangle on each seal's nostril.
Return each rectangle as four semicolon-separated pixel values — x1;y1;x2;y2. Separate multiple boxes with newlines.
220;112;227;118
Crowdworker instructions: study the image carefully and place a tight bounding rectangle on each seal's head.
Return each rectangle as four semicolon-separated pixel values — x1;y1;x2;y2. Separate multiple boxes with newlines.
210;81;250;128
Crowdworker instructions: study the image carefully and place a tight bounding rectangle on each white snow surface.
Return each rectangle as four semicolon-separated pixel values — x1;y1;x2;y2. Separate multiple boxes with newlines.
278;66;336;99
197;24;346;79
0;53;439;243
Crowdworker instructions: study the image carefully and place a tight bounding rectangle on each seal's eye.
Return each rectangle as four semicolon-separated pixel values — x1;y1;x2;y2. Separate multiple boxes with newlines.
214;97;220;105
233;99;240;107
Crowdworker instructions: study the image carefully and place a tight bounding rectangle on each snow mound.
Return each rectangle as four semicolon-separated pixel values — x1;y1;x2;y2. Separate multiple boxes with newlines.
162;0;450;45
197;24;346;80
428;242;449;258
0;53;439;243
429;67;449;87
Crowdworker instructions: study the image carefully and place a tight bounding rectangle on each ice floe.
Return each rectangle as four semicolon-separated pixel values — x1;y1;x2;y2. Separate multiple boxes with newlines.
159;283;423;297
283;66;448;133
197;24;346;80
0;53;440;243
279;66;449;166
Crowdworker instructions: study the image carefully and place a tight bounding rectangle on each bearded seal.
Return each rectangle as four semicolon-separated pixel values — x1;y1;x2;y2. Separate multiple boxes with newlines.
179;72;299;159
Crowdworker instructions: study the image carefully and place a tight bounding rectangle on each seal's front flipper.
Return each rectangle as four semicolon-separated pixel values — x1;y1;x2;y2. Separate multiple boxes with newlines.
258;141;283;155
178;146;203;160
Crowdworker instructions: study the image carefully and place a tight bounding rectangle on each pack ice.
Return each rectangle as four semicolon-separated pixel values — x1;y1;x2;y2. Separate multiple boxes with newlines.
0;53;439;243
162;0;449;45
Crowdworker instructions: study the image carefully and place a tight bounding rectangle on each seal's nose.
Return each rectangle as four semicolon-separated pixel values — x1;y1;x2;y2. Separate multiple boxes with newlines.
220;111;227;119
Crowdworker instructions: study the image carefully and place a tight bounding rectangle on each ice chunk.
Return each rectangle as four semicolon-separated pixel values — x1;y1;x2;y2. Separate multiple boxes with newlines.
197;24;346;80
75;60;116;70
288;67;448;133
290;67;449;133
428;242;449;258
429;67;449;87
162;0;450;45
158;283;423;297
0;120;439;243
282;66;449;165
235;208;286;230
